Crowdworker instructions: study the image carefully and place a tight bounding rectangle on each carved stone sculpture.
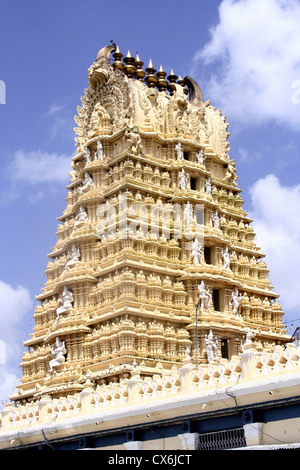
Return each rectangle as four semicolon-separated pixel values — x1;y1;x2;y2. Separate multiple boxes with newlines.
56;286;74;316
49;337;67;371
198;281;211;310
205;330;218;363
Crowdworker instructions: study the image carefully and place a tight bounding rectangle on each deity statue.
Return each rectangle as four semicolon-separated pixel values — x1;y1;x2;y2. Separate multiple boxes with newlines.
65;244;80;268
222;246;231;269
205;330;218;363
197;281;212;310
231;287;241;315
85;146;92;163
179;169;189;190
205;178;211;195
56;286;74;316
49;337;67;372
196;149;205;165
191;238;203;264
75;205;88;226
184;201;193;225
95;139;105;160
212;210;220;229
80;172;94;193
125;126;143;155
175;142;184;160
241;329;255;351
224;159;238;185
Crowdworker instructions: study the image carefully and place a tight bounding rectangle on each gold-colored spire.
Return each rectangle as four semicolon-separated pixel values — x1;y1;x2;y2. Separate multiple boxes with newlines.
145;59;158;88
135;52;146;81
167;69;178;95
112;45;124;71
123;50;136;78
156;64;168;92
177;75;188;95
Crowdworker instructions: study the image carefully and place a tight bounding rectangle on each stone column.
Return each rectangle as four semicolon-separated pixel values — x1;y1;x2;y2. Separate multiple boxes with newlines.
80;385;94;414
127;370;143;403
179;358;194;393
239;348;258;380
0;403;15;431
178;433;199;450
124;441;143;450
38;395;53;424
243;423;264;447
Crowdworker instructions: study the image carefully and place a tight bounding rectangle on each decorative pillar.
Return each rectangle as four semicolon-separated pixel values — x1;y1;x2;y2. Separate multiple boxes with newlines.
124;441;143;450
178;433;199;450
127;369;143;403
38;395;53;424
243;423;264;447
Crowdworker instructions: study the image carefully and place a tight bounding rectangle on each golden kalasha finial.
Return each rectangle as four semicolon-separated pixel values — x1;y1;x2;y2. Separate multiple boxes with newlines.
112;45;124;71
167;69;178;95
123;50;136;78
135;52;146;81
156;65;168;92
177;75;189;95
144;59;158;88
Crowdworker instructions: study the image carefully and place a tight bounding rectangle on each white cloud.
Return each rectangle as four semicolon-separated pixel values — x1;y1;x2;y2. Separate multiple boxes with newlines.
238;147;262;164
8;150;71;185
192;0;300;130
0;281;32;360
249;174;300;315
47;102;63;116
0;370;20;406
0;280;32;404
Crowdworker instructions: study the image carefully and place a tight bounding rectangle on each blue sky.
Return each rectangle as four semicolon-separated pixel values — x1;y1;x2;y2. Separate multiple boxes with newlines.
0;0;300;404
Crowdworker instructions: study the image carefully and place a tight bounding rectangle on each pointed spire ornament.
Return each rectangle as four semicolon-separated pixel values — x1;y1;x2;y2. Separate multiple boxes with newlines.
156;65;168;92
112;45;124;70
135;52;146;81
167;69;178;95
145;59;158;88
123;50;136;78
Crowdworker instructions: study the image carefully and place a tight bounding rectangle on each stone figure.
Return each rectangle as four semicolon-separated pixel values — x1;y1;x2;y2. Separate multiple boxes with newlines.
205;178;211;195
49;337;67;372
184;202;193;225
95;139;105;160
212;211;220;229
125;126;143;155
74;205;88;226
85;146;92;163
179;169;189;190
198;281;211;310
56;286;74;316
205;330;218;363
81;172;93;192
231;287;241;315
175;142;184;160
222;246;231;269
224;159;238;185
196;149;205;165
192;238;203;264
66;244;80;268
241;329;255;351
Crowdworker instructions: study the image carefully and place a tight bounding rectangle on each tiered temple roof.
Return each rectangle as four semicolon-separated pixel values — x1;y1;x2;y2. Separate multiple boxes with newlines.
11;44;288;405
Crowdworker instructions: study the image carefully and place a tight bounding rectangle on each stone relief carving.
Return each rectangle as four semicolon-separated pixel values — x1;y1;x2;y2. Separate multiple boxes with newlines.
49;337;67;372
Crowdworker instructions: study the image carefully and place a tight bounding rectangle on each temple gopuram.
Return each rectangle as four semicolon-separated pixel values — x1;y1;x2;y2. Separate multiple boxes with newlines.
1;44;300;451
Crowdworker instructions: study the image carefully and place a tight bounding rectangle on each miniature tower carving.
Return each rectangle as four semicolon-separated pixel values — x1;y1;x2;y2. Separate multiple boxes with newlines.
12;44;287;403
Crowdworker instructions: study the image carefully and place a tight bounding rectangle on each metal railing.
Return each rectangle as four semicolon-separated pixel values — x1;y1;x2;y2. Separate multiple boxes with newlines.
198;427;246;450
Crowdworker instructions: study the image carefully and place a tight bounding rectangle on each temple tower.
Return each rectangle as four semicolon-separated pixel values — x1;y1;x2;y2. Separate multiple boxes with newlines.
12;44;287;404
